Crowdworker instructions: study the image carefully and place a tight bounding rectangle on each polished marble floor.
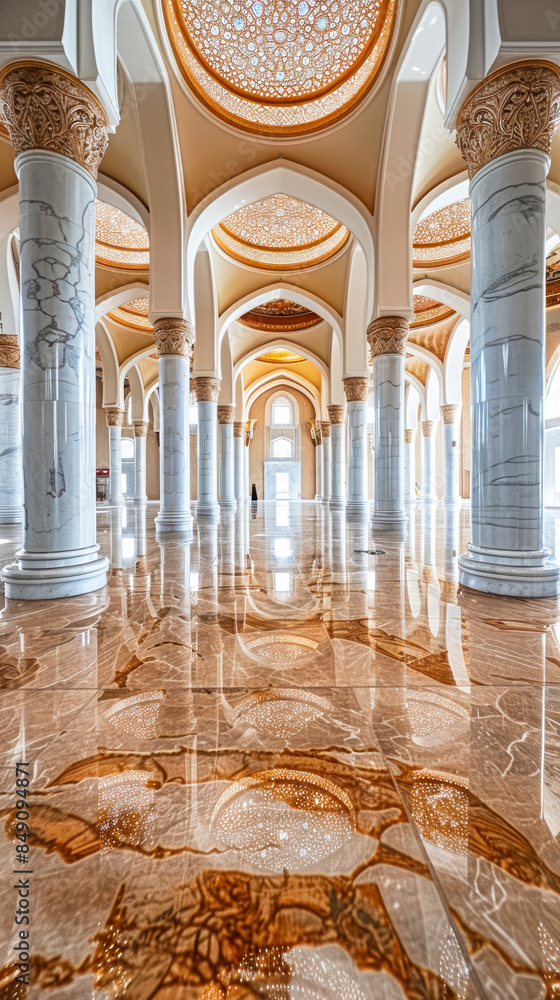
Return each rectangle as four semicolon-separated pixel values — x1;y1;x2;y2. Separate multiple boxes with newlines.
1;501;560;999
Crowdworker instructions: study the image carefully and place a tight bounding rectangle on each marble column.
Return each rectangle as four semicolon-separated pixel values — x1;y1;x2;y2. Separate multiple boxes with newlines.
314;426;323;501
217;404;236;512
234;421;246;503
105;408;125;505
367;317;408;534
320;421;331;502
455;62;560;597
441;403;462;507
153;318;194;538
343;377;370;518
194;377;221;524
0;334;23;523
328;405;346;509
404;428;416;504
132;420;148;504
0;63;109;599
421;419;438;503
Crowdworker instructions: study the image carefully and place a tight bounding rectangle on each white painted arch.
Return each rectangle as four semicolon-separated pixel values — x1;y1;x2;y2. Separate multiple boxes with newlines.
245;370;321;421
412;278;470;320
234;340;329;385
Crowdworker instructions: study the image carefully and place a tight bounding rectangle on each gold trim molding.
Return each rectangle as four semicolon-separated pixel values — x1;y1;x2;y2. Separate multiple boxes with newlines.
0;334;20;369
217;405;235;424
327;404;346;424
343;376;370;402
455;60;560;179
367;317;409;358
193;376;221;403
153;318;194;359
0;61;109;178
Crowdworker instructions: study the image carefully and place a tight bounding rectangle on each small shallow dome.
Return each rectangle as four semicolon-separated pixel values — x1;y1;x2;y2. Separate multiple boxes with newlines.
94;201;150;270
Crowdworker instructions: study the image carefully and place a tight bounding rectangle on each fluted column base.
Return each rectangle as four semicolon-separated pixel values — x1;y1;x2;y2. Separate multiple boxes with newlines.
3;545;108;600
0;504;23;524
155;510;194;539
346;499;370;520
459;544;560;598
219;497;238;512
197;502;221;524
370;509;408;537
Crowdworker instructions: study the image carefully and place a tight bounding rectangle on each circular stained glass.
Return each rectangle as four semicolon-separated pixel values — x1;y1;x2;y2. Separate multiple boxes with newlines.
164;0;397;135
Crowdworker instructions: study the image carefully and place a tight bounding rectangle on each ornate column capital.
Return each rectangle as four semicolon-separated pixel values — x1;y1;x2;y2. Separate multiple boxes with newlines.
421;419;438;438
367;317;409;358
320;420;331;438
153;318;194;359
343;376;370;402
193;376;221;403
455;60;560;179
404;428;415;444
105;407;125;428
0;61;110;178
133;420;149;438
0;334;20;369
441;403;462;425
327;404;346;424
233;421;245;438
217;405;235;424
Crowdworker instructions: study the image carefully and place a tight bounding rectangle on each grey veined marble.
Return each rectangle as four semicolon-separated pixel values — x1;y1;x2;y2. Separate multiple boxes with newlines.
459;148;560;598
197;400;220;523
0;365;23;523
371;354;407;534
2;149;107;599
155;355;193;538
346;399;369;517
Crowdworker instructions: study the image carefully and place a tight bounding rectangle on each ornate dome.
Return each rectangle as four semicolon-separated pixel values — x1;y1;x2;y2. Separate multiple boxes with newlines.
107;297;152;331
164;0;396;135
412;198;471;268
240;298;321;330
410;295;454;328
213;193;349;269
94;201;150;270
256;349;306;363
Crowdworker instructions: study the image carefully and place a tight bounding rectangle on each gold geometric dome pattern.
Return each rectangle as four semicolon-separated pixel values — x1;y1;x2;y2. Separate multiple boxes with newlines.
412;198;471;268
164;0;396;135
213;194;349;270
107;298;153;331
256;349;306;364
94;201;150;270
410;295;455;328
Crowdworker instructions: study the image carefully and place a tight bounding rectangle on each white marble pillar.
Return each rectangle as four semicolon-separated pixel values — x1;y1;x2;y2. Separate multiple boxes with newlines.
234;421;246;503
455;63;560;597
367;318;408;534
0;64;109;599
421;419;438;503
328;404;346;509
441;403;462;507
0;337;23;523
404;428;416;504
343;377;370;518
217;404;236;512
153;318;194;539
132;420;148;504
105;408;125;505
194;377;221;524
321;422;331;502
314;433;323;501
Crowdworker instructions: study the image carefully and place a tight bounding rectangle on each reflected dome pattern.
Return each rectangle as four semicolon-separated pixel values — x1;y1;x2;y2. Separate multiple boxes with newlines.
210;768;354;870
234;689;331;738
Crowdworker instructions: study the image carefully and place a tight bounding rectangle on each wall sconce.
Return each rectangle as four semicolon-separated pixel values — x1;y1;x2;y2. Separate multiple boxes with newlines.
244;419;257;446
308;419;322;446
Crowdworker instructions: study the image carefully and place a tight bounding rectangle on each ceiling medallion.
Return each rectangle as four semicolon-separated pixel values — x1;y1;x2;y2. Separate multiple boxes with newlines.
107;297;153;331
95;200;150;270
164;0;396;136
257;349;305;364
240;297;321;330
412;198;471;268
410;295;454;328
547;244;560;308
213;193;349;270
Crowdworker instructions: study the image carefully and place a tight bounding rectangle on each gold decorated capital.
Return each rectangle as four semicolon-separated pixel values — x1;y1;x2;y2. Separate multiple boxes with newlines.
320;420;331;439
367;317;408;358
441;403;461;425
105;407;125;428
404;428;415;444
327;404;346;424
455;61;560;179
153;318;194;359
0;62;109;178
422;419;438;438
217;405;235;424
133;420;149;438
343;376;370;402
233;421;245;438
193;377;221;403
0;334;20;369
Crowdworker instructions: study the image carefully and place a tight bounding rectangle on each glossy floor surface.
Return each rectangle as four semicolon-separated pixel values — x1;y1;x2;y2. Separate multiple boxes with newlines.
1;501;560;999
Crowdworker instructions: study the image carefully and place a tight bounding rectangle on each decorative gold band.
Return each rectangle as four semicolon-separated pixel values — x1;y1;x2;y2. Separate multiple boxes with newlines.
327;404;346;424
343;376;370;402
193;376;221;403
320;420;331;438
105;407;125;428
153;318;194;358
233;421;245;438
217;405;235;424
0;335;20;369
367;316;409;357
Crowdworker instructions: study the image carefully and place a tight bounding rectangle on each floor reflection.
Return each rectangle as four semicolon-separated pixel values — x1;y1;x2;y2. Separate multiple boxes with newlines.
0;501;559;999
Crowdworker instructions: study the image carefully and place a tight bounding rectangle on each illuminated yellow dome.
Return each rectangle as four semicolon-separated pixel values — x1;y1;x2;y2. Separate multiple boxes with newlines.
94;201;150;270
164;0;396;136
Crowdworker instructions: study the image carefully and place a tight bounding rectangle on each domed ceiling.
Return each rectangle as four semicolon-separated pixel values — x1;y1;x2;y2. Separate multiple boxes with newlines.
412;198;471;269
213;193;349;269
239;298;321;330
107;297;152;331
94;201;150;270
547;245;560;308
410;294;454;327
164;0;396;135
256;348;306;363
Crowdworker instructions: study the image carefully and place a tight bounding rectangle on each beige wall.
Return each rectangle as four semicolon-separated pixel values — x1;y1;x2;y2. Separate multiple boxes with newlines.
248;386;316;500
